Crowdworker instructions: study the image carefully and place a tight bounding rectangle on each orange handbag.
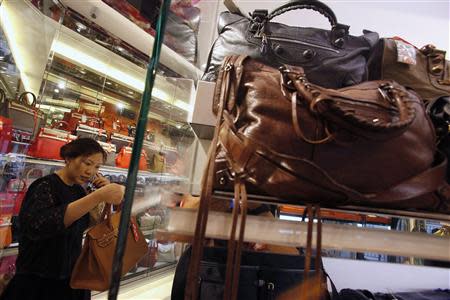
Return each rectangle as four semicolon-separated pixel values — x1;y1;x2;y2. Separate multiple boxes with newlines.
70;204;147;291
115;146;148;170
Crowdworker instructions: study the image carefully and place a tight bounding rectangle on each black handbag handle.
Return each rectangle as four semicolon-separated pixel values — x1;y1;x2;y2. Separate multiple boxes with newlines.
18;91;37;107
268;0;337;27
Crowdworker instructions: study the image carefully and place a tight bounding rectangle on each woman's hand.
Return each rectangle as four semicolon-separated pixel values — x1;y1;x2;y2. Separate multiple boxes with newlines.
92;183;125;205
91;173;110;188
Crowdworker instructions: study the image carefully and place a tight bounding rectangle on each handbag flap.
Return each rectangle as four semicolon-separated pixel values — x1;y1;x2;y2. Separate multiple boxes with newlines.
295;79;417;140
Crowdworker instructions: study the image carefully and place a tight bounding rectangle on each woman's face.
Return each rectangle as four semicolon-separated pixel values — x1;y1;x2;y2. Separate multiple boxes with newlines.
66;153;104;185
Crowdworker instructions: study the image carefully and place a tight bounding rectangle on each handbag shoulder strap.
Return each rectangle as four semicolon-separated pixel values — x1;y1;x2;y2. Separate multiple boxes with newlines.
185;55;248;300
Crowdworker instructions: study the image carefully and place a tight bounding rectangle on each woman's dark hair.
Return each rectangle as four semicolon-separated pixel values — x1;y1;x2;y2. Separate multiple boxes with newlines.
60;138;107;162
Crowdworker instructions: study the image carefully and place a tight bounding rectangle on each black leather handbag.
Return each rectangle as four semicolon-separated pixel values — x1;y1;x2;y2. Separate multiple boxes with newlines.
172;246;332;300
202;0;378;89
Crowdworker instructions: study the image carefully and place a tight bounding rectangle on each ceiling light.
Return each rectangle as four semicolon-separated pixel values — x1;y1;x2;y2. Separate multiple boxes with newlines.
58;82;66;89
0;3;31;91
5;74;10;77
106;81;112;85
1;66;6;70
8;81;15;84
117;103;124;110
54;88;60;93
128;91;134;95
0;56;4;60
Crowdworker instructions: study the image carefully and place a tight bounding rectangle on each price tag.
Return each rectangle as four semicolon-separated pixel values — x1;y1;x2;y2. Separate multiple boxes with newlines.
395;40;417;65
131;220;140;242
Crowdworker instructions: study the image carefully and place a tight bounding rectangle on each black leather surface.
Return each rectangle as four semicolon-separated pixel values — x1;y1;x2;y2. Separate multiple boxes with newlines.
202;1;378;89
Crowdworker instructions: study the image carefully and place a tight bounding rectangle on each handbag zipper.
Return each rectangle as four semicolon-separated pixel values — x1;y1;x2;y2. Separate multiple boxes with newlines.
261;34;339;53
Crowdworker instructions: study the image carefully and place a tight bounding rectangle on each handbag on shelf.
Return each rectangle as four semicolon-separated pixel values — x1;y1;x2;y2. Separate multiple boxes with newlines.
368;38;450;103
138;213;162;231
0;215;12;249
110;132;134;154
97;141;117;167
137;239;158;268
64;109;103;132
9;168;43;215
27;122;77;160
172;246;330;300
70;204;148;291
115;146;148;171
0;90;12;154
6;92;45;141
156;242;176;263
211;55;449;212
76;123;108;142
203;0;378;92
9;92;44;135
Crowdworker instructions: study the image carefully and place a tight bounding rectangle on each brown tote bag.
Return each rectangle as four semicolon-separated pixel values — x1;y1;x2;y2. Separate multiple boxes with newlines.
70;204;148;291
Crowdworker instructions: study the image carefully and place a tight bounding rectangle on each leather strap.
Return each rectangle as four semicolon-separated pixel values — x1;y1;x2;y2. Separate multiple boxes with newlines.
185;55;248;300
268;0;337;27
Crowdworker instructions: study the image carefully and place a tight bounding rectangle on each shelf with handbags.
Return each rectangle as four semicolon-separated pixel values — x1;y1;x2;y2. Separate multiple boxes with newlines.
155;1;450;298
0;0;202;292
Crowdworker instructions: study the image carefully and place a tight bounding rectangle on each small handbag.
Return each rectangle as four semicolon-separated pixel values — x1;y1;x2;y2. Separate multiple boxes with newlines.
110;133;134;154
27;123;77;160
368;38;450;103
7;92;45;140
0;90;12;154
64;109;103;132
70;204;148;291
150;152;166;173
76;123;108;142
115;146;148;171
203;0;378;91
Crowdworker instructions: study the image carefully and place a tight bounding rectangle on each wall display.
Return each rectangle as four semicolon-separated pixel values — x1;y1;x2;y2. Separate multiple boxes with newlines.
0;0;199;288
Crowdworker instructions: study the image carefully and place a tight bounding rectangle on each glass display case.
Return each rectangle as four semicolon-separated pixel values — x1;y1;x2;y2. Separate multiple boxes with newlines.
0;0;204;290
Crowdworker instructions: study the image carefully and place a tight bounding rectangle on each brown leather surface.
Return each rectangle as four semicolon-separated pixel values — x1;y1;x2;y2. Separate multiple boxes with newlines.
368;38;450;103
213;56;449;212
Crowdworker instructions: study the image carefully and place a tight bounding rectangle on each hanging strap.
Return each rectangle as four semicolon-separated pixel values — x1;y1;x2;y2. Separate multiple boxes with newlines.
185;55;248;300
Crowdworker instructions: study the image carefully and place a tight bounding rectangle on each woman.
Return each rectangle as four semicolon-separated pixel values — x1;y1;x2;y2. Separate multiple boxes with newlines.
1;138;125;300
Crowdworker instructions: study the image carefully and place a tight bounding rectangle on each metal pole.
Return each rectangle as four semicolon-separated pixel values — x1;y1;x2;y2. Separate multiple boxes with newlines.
108;1;171;299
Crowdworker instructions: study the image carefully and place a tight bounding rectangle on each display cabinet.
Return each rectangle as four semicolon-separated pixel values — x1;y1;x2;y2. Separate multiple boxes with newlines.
0;0;204;288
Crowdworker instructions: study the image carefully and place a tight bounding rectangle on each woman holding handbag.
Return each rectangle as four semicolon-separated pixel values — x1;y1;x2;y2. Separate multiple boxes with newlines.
1;138;125;300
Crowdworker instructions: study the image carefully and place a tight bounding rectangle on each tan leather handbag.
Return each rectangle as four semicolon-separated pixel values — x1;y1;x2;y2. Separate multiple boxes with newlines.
70;204;147;291
368;38;450;103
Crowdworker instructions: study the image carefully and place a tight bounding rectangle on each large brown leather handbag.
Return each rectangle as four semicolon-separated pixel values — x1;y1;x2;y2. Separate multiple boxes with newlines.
368;38;450;103
185;55;450;300
211;55;449;212
70;204;147;291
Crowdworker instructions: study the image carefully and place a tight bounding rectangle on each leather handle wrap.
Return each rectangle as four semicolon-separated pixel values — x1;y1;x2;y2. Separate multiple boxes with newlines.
268;0;337;27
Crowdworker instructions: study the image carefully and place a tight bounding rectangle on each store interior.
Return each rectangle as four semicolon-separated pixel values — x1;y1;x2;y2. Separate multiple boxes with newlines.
0;0;449;299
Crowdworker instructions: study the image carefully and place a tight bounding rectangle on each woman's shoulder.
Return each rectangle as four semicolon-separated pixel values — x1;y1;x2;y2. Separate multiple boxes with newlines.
26;174;59;193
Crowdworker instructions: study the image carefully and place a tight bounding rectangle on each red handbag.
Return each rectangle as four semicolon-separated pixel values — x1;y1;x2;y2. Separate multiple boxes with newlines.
0;90;12;154
8;169;43;215
115;146;148;170
27;122;77;160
